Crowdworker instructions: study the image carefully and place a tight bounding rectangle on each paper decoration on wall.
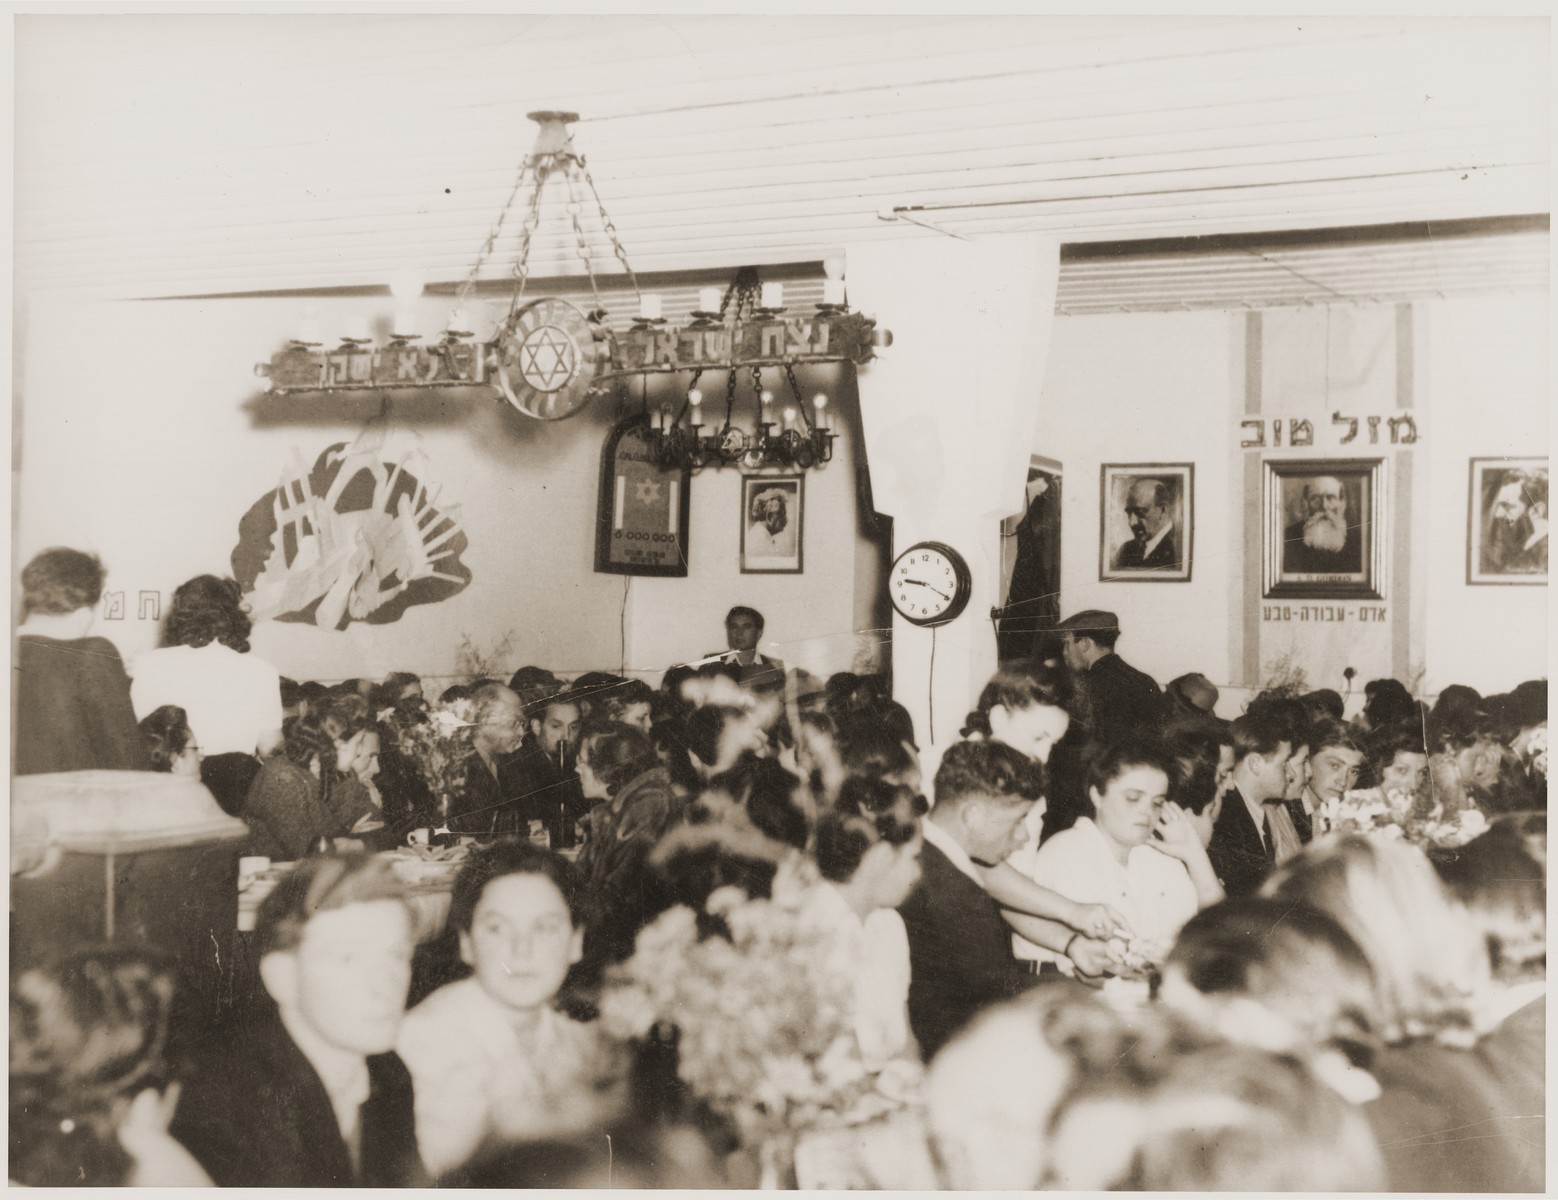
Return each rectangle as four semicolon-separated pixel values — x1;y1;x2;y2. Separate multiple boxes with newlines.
231;438;471;630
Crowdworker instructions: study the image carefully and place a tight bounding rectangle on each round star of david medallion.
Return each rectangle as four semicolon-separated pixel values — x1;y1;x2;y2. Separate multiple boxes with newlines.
494;298;602;420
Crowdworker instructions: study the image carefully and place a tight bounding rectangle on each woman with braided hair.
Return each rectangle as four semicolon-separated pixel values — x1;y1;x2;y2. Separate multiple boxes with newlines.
10;948;210;1187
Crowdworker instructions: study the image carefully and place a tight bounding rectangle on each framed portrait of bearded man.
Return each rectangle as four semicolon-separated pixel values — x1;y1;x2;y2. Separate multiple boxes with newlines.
741;475;803;574
1263;458;1385;599
1468;457;1548;585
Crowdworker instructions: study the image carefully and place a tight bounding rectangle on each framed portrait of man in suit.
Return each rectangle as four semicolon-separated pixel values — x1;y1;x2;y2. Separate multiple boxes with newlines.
1100;463;1193;582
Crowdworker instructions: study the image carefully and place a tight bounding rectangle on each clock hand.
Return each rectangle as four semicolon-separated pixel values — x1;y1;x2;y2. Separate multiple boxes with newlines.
905;579;952;602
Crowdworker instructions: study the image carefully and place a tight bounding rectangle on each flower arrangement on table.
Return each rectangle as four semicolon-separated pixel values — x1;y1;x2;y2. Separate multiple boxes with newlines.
1521;726;1547;780
379;697;478;824
1315;785;1489;850
598;884;920;1177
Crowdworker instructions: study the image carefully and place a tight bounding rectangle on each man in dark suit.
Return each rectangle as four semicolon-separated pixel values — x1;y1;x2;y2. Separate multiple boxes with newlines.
504;686;588;847
1111;478;1180;571
898;740;1043;1060
1207;707;1295;898
1282;475;1363;575
704;605;785;695
447;682;529;836
172;855;427;1187
1056;609;1166;744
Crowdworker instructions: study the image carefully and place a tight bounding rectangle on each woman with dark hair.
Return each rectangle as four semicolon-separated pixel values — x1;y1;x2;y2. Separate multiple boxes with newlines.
397;841;623;1175
1025;739;1223;987
138;704;201;777
803;776;927;1065
371;671;426;716
10;948;210;1186
15;547;149;774
241;713;370;859
130;574;283;767
953;665;1127;974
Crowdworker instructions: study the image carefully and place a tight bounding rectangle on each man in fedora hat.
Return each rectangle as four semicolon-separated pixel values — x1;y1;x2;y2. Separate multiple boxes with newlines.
1055;610;1165;744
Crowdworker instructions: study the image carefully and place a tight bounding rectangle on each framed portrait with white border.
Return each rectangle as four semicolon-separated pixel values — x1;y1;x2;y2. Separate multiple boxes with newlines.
1099;463;1193;582
741;475;803;573
1468;457;1548;585
1263;458;1385;599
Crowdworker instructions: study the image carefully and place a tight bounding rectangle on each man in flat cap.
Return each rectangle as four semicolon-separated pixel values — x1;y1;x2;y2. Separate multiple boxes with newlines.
1056;610;1165;744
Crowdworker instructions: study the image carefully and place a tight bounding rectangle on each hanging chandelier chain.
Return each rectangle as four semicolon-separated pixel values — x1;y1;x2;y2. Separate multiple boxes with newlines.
578;155;640;302
503;155;554;323
782;363;815;433
457;159;536;307
562;162;605;316
723;367;738;432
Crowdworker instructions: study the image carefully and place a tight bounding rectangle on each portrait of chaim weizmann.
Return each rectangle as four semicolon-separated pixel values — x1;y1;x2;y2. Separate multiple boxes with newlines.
1469;458;1548;585
1264;459;1382;599
1099;464;1193;582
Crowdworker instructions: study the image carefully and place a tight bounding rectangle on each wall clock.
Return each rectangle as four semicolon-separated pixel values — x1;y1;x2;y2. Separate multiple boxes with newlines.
890;541;972;626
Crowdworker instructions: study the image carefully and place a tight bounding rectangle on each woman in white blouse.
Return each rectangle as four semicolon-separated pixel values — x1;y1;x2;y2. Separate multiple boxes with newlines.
1026;739;1223;981
801;775;928;1066
131;575;283;759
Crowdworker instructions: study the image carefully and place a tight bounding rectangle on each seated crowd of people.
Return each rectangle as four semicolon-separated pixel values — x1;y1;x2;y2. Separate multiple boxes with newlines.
9;551;1550;1190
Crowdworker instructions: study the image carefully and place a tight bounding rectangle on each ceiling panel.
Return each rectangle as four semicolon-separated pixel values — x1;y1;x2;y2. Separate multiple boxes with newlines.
13;14;1549;302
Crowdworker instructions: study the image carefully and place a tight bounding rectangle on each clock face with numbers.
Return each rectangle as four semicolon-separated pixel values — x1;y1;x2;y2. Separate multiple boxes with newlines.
890;541;972;627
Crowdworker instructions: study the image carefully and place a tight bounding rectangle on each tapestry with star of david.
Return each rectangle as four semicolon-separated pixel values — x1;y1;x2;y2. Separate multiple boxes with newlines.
595;415;691;576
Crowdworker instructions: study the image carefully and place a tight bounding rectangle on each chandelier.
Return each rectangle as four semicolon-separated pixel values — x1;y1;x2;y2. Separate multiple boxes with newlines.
638;267;860;472
254;112;891;471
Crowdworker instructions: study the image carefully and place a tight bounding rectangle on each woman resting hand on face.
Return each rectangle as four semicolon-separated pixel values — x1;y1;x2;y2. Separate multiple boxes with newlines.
1023;739;1223;983
958;667;1136;968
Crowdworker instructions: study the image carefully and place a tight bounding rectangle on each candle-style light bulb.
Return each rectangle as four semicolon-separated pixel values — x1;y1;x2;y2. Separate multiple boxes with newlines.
393;310;417;337
446;308;469;333
698;287;722;314
822;278;846;306
813;393;829;429
345;316;371;342
639;293;662;321
783;406;797;430
760;389;774;422
295;318;322;344
688;389;703;425
760;282;783;309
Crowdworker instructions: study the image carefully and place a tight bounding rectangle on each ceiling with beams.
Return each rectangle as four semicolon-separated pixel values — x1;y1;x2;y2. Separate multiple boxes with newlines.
14;14;1550;304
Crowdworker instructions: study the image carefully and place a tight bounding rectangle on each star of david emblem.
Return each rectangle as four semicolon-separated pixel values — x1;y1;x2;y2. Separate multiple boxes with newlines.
635;479;663;506
517;325;578;392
